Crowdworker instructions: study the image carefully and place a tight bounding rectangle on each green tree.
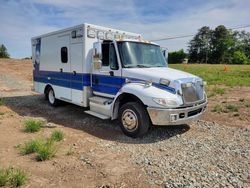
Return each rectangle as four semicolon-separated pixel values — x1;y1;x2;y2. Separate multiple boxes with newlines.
168;49;187;64
210;25;235;64
188;26;212;63
188;25;250;64
0;44;10;58
231;50;250;64
233;31;250;59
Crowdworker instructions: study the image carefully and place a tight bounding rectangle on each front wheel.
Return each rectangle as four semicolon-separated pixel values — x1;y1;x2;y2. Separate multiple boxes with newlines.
118;102;150;138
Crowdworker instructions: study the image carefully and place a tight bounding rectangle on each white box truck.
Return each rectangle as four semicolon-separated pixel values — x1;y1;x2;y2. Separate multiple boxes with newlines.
32;23;207;137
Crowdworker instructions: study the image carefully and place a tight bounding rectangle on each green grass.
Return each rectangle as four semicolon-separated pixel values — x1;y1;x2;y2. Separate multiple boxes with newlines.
212;87;225;95
18;129;64;161
212;104;239;113
24;119;44;133
225;104;239;112
245;104;250;107
0;169;8;187
207;87;225;97
0;112;4;116
7;168;27;188
207;92;216;98
36;139;56;161
239;98;245;102
0;167;27;187
19;139;43;155
50;130;64;142
212;104;224;113
0;98;5;106
169;64;250;87
18;138;57;161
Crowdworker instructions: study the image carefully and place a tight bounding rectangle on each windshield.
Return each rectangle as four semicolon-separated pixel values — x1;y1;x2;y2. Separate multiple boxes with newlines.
118;42;167;68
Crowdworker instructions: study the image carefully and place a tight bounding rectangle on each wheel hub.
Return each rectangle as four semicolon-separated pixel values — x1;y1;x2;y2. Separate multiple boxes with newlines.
122;109;138;131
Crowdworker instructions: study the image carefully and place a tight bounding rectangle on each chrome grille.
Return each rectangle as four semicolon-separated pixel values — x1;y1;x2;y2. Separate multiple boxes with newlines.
181;81;204;104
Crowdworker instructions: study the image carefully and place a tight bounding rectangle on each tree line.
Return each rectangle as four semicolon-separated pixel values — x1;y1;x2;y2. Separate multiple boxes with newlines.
168;25;250;64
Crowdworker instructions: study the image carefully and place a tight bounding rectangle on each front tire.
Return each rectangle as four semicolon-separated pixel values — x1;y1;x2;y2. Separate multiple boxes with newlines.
118;102;150;138
47;87;59;106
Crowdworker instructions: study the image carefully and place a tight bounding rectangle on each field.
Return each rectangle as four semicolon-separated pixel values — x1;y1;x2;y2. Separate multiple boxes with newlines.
170;64;250;86
0;59;249;187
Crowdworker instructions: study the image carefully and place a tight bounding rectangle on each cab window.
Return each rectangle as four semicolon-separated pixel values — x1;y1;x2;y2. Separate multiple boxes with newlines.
102;43;109;66
101;42;118;70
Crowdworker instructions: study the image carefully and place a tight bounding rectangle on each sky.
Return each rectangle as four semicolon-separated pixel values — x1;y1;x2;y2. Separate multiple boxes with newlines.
0;0;250;58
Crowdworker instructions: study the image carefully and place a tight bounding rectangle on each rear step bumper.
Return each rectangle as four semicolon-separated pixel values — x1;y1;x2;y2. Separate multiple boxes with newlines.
147;101;207;126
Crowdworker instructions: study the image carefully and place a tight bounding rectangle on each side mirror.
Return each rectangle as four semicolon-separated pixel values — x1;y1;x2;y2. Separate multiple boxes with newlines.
162;48;168;61
93;42;102;69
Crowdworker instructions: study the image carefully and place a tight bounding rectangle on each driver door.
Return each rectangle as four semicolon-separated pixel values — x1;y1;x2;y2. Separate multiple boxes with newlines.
92;42;123;97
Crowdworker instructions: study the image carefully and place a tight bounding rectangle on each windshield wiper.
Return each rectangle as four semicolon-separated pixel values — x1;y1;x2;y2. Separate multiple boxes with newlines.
154;65;165;67
136;64;150;68
125;64;151;68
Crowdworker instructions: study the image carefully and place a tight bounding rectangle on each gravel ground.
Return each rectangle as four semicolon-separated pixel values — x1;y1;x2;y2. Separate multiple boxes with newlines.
94;120;250;187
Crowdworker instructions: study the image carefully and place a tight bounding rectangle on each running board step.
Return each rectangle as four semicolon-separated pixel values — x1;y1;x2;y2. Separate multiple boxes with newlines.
84;110;110;120
89;96;113;105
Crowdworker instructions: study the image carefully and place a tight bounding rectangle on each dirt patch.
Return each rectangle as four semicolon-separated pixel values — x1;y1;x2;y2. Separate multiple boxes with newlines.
204;86;250;128
0;59;33;96
0;103;149;188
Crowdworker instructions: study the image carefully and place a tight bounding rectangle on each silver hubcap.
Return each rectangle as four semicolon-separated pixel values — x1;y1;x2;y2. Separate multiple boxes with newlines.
48;89;55;104
122;109;138;132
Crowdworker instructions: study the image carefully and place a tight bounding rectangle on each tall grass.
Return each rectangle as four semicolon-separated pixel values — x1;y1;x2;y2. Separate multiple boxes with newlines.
24;119;44;133
36;139;56;161
212;104;239;113
50;130;64;142
0;169;8;186
7;168;27;188
0;167;27;187
19;138;57;161
19;139;43;155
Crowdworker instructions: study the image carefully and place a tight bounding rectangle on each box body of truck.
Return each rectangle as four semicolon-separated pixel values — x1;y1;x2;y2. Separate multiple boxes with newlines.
32;23;207;137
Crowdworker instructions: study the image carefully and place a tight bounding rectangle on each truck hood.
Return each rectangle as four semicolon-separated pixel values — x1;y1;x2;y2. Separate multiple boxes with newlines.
122;67;199;83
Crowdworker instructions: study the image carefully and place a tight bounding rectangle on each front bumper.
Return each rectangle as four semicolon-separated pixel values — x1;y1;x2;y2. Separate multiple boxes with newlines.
147;101;207;126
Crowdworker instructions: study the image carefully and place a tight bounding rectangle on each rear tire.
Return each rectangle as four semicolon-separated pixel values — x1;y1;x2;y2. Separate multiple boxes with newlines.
47;87;59;106
118;102;150;138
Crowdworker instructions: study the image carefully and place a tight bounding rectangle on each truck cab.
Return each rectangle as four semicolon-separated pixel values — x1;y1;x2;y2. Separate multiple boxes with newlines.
32;24;207;138
87;38;207;137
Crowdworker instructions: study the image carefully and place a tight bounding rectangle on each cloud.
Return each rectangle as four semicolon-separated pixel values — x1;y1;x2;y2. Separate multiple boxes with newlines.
0;0;250;58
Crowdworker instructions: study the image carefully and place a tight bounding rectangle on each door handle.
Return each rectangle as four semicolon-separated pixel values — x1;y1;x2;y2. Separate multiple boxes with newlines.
73;71;76;75
109;71;114;76
99;70;109;74
60;68;63;73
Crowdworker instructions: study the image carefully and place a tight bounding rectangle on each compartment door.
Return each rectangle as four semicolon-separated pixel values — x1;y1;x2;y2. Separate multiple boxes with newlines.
70;42;83;105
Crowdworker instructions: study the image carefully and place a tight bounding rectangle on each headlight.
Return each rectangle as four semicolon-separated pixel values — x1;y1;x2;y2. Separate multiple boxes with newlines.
153;98;178;107
202;81;207;86
181;82;192;88
159;78;170;86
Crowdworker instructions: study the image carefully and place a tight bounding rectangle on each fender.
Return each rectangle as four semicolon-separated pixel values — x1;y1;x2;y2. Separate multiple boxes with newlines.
111;82;181;119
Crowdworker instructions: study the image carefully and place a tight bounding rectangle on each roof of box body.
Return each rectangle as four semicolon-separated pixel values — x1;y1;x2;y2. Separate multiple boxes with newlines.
31;23;140;40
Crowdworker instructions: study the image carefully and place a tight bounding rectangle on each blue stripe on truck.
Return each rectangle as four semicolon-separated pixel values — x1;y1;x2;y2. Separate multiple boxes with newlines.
34;70;175;95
